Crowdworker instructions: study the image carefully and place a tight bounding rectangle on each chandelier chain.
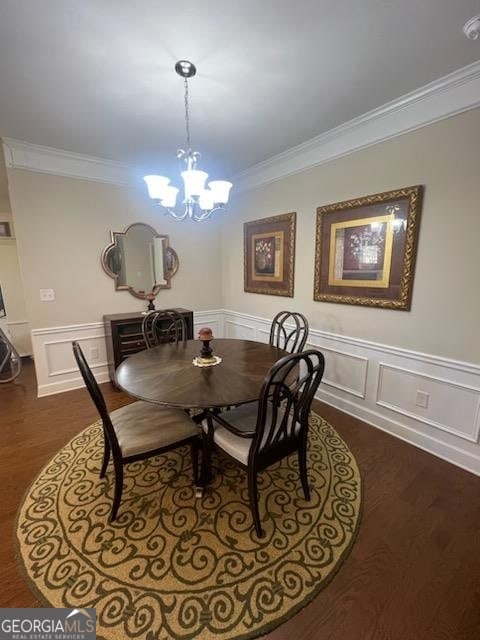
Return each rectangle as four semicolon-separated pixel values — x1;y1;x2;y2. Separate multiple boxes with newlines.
184;77;191;151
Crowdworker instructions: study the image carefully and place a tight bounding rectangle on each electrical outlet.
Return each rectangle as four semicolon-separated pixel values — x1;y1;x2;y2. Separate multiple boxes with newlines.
416;390;429;409
39;288;55;301
90;347;99;361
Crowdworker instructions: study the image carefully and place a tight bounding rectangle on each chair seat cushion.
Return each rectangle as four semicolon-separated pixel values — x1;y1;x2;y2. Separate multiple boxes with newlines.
110;401;199;458
203;403;259;465
202;402;293;466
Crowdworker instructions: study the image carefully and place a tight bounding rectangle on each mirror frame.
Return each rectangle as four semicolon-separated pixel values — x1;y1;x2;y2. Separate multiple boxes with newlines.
101;223;179;299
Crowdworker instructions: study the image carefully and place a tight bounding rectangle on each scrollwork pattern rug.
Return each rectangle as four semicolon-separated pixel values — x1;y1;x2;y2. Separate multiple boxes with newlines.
16;412;362;639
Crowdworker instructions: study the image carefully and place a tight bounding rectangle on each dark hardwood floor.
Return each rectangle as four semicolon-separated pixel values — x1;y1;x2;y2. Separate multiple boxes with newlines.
1;360;479;639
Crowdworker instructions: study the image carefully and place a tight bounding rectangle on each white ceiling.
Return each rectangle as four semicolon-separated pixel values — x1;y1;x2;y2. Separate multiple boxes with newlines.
0;0;479;184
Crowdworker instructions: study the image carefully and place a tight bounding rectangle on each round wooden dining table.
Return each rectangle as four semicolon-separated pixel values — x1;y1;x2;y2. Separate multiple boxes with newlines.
115;338;289;410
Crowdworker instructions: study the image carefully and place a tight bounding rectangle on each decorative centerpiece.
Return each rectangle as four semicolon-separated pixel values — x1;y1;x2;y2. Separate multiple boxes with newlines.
193;327;222;368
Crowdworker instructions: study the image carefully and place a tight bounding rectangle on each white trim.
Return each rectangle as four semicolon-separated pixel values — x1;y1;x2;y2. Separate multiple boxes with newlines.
317;387;480;477
47;362;109;378
233;60;480;191
29;309;480;476
222;308;480;477
222;309;480;376
4;319;32;356
31;322;104;336
314;344;368;400
32;310;224;397
376;363;480;443
3;61;480;190
2;138;132;186
38;372;110;397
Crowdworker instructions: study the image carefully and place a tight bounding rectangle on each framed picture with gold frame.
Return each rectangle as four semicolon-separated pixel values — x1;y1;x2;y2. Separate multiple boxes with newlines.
314;186;423;310
244;212;296;297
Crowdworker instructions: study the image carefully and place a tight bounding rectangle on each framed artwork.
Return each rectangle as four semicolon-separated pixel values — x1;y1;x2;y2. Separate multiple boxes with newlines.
314;185;423;310
0;222;11;237
244;212;296;297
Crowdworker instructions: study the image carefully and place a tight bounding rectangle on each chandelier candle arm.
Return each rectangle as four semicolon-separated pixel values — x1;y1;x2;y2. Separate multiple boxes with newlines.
143;60;232;222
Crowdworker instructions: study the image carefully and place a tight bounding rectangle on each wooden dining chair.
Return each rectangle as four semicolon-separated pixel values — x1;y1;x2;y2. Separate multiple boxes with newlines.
203;349;325;537
269;311;309;353
72;341;200;521
142;309;187;349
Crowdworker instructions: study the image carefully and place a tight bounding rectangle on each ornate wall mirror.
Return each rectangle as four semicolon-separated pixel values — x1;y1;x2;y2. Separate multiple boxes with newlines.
101;223;179;299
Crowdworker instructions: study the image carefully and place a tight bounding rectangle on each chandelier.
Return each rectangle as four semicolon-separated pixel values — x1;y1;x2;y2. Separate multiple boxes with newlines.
144;60;232;222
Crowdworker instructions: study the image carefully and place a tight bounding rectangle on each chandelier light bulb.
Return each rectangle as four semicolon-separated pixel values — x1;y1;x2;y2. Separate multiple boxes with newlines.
144;61;233;221
199;189;215;211
143;175;170;199
161;185;179;208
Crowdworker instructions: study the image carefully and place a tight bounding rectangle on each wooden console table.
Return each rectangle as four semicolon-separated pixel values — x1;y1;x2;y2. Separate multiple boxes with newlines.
103;309;194;383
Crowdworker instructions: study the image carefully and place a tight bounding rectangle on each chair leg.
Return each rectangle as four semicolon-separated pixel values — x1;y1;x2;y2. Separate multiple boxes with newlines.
109;459;124;522
100;433;111;479
248;467;264;538
298;439;310;501
190;441;199;485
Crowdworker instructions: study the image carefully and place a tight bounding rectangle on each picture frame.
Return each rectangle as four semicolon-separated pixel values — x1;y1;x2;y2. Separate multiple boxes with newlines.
314;185;423;310
0;222;11;237
244;212;296;297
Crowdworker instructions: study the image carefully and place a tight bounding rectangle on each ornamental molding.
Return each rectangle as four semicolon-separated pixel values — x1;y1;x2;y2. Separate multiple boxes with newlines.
233;59;480;192
2;138;132;186
3;60;480;189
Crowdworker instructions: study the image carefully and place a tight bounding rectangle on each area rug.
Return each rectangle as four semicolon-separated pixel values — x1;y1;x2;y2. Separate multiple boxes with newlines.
16;412;362;640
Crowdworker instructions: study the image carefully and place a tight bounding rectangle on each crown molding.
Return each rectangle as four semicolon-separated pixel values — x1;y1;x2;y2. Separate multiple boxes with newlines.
234;59;480;192
2;60;480;190
2;138;132;186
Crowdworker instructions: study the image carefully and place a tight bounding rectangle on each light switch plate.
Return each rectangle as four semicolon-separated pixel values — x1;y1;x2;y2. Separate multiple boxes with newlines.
39;288;55;301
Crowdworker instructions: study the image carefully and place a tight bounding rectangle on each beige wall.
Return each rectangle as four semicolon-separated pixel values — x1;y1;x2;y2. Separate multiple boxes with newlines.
6;108;480;364
0;239;27;319
7;171;223;329
222;108;480;364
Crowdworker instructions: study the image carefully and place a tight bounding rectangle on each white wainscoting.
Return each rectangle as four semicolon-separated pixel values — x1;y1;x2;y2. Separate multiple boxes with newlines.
31;322;110;397
222;310;480;476
31;308;480;476
31;311;224;399
5;320;33;356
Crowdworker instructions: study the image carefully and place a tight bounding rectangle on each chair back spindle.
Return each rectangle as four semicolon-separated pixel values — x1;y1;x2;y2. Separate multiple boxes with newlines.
142;309;187;348
252;350;325;459
269;311;309;354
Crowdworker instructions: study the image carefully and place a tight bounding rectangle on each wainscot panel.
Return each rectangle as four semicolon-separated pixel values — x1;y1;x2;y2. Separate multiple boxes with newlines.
32;311;224;398
31;309;480;476
223;309;480;476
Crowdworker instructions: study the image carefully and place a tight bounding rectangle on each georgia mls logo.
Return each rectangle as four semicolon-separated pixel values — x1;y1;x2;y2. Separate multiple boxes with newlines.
66;608;93;621
0;607;96;640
